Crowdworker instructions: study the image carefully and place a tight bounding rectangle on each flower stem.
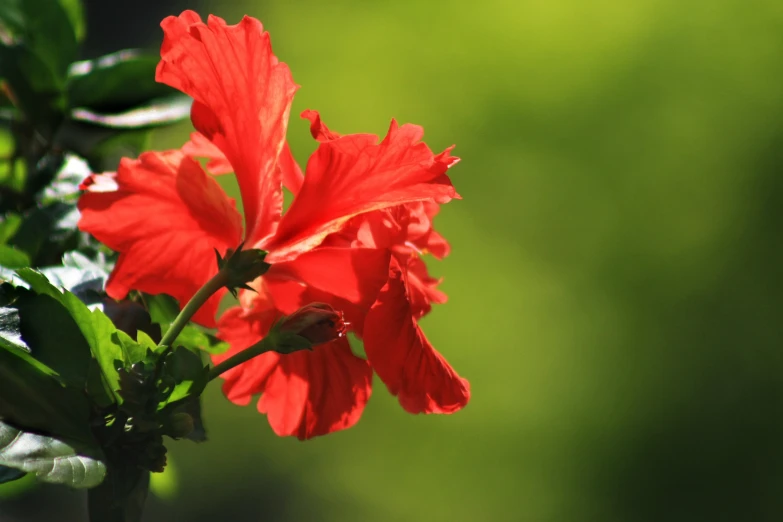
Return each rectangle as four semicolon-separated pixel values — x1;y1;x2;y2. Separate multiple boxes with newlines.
207;336;274;382
158;270;229;349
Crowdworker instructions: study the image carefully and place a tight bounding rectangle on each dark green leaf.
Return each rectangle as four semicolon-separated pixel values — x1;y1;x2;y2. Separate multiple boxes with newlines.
0;464;24;484
15;268;125;403
0;340;94;443
0;0;81;134
0;46;63;136
0;421;106;488
0;244;28;268
58;0;85;43
68;51;178;113
162;347;207;406
88;461;149;522
70;94;192;129
0;0;79;86
110;330;149;366
15;290;91;387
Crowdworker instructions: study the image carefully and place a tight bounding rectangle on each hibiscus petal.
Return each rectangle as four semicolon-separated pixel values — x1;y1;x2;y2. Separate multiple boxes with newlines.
216;291;373;439
363;258;469;414
260;338;372;440
184;132;304;196
266;114;460;262
157;11;298;247
78;150;242;326
182;132;233;175
264;247;391;335
215;303;282;405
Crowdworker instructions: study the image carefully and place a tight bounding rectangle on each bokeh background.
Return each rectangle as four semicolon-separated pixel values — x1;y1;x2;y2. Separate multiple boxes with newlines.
3;0;783;520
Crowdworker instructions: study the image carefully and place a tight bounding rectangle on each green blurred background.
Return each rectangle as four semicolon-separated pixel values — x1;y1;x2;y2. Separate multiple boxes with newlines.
3;0;783;520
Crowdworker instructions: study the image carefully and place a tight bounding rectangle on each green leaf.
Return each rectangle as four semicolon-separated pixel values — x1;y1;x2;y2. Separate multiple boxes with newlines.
14;290;92;387
0;0;81;134
111;330;148;366
171;324;230;355
0;340;94;444
0;421;106;489
0;46;62;136
161;347;207;406
88;461;149;522
58;0;85;43
0;0;79;86
0;464;24;484
0;244;28;268
70;94;192;129
144;293;179;324
15;268;125;403
68;50;178;113
0;213;22;244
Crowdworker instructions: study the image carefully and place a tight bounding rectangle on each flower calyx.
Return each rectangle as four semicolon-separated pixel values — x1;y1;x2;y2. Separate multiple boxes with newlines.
214;242;271;298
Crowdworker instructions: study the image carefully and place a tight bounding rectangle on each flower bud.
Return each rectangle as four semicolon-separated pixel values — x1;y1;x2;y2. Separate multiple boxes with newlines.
278;303;346;347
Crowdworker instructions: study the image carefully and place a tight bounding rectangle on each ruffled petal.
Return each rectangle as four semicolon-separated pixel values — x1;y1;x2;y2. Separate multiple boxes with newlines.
157;11;298;246
363;258;469;414
184;132;304;196
266;113;460;262
264;247;391;335
78;150;242;326
182;132;233;175
259;338;372;440
214;304;280;405
215;287;373;439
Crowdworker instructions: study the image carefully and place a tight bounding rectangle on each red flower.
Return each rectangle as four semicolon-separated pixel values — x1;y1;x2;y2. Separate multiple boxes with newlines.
78;11;469;439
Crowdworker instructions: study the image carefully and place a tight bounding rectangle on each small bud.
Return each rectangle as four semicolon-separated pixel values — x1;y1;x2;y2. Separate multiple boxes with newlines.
163;412;195;439
278;303;346;347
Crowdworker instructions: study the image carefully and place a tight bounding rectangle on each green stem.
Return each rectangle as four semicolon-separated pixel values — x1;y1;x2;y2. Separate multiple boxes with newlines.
207;336;274;382
158;270;229;349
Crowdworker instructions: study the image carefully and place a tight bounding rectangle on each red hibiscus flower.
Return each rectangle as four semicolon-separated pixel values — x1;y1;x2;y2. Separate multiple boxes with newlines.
78;11;469;439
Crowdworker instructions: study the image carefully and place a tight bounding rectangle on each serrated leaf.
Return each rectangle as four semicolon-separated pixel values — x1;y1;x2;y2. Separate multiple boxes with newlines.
0;421;105;489
14;291;91;387
110;330;148;366
67;50;178;113
171;324;229;355
15;268;125;403
70;95;192;129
